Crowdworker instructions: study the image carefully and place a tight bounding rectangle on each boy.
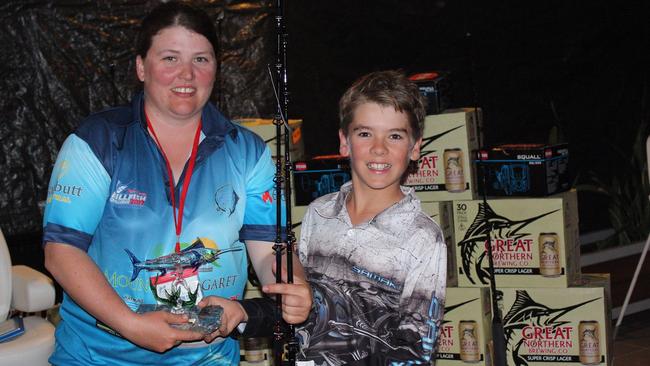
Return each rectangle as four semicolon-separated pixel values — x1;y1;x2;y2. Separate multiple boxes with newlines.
296;70;447;365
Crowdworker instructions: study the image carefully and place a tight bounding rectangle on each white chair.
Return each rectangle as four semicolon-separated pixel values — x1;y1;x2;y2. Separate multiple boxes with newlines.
0;228;56;366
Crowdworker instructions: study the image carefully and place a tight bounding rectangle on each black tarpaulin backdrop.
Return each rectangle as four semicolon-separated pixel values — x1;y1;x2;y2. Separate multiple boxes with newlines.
1;0;649;240
0;1;275;236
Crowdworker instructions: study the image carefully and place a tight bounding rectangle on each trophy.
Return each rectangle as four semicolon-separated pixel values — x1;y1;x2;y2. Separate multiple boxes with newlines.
125;238;242;334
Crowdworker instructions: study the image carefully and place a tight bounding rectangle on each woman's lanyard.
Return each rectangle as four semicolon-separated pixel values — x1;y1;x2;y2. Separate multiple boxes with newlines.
145;111;202;253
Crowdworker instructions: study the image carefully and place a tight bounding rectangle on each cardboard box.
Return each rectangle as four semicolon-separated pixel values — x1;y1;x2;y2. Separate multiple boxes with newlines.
477;144;570;196
453;190;580;287
408;71;451;115
404;108;482;202
498;281;611;366
292;156;351;207
421;201;458;287
437;287;492;365
235;118;305;161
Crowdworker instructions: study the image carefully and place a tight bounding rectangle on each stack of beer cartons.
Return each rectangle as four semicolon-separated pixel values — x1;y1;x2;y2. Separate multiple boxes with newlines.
399;108;496;365
449;176;612;363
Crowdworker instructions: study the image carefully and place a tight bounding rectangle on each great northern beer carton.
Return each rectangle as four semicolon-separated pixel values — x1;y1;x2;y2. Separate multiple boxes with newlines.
453;190;580;287
477;143;570;197
437;287;493;366
421;201;458;287
498;278;611;366
235;118;305;161
404;108;482;202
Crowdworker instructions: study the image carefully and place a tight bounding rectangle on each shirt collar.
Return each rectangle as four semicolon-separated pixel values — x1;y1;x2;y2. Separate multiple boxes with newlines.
132;91;238;141
314;181;420;226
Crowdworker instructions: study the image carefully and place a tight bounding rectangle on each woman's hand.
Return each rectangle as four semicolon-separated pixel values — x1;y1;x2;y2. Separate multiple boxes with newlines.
198;296;248;343
120;311;204;353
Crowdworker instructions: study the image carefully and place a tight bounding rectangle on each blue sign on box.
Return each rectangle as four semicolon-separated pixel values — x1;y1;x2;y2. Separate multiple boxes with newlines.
292;156;351;207
476;143;570;196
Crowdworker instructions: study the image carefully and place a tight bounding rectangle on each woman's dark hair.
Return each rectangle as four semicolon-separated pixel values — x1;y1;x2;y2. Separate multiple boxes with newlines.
136;1;218;58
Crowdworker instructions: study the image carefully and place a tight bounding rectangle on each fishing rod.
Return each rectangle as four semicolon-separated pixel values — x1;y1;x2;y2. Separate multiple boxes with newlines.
271;0;297;364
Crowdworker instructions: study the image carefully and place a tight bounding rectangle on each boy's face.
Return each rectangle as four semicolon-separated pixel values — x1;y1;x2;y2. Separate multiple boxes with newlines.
339;102;421;195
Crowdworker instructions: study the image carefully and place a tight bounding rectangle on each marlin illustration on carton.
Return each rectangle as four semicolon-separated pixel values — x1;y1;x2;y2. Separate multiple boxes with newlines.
503;290;599;366
125;238;242;281
458;202;558;284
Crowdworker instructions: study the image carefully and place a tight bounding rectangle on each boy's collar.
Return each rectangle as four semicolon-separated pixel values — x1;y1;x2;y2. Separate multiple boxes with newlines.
314;182;418;222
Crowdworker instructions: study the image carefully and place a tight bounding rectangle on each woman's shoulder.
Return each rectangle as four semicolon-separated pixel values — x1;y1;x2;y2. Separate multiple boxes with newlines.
75;105;136;138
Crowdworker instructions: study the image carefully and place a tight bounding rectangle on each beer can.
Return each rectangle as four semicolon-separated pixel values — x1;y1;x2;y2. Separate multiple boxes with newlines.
579;321;600;365
538;232;561;277
243;337;266;363
444;148;466;193
459;320;480;363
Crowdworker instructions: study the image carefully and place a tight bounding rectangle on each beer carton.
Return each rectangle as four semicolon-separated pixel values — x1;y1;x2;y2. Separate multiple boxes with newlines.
235;118;305;161
477;143;570;197
408;71;451;115
292;156;351;207
243;279;262;300
499;281;611;366
421;201;458;287
437;287;492;365
404;108;482;202
453;190;580;287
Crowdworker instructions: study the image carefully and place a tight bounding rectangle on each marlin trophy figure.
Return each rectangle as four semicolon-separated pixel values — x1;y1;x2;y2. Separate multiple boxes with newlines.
457;202;559;284
503;290;600;366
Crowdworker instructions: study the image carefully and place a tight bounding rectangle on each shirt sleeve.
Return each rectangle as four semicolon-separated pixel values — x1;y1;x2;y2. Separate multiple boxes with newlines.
239;146;286;242
42;134;111;251
391;224;447;363
297;204;315;266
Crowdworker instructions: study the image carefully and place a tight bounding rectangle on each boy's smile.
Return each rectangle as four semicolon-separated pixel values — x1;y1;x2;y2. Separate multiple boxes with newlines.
339;102;422;199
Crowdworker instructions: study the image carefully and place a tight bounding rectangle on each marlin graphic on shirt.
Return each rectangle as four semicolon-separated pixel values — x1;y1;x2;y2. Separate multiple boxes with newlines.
125;238;242;281
457;202;558;284
503;290;599;366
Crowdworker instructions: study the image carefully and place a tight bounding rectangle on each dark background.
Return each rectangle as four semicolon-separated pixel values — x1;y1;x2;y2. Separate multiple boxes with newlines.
2;1;649;269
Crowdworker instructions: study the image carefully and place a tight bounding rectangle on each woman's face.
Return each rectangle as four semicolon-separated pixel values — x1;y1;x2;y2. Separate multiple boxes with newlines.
136;25;216;123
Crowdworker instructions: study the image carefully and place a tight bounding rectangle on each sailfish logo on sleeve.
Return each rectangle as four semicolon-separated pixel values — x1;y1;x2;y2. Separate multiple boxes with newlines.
457;202;558;284
503;290;599;366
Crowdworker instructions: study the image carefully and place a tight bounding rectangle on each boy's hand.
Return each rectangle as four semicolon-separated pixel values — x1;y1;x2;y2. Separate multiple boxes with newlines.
263;260;312;324
197;296;248;342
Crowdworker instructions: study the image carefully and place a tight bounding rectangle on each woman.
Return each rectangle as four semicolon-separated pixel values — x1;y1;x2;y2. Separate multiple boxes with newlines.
43;2;310;365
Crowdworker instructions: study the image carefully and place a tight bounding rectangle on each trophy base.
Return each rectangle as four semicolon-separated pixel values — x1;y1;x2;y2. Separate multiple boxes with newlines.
136;304;223;334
